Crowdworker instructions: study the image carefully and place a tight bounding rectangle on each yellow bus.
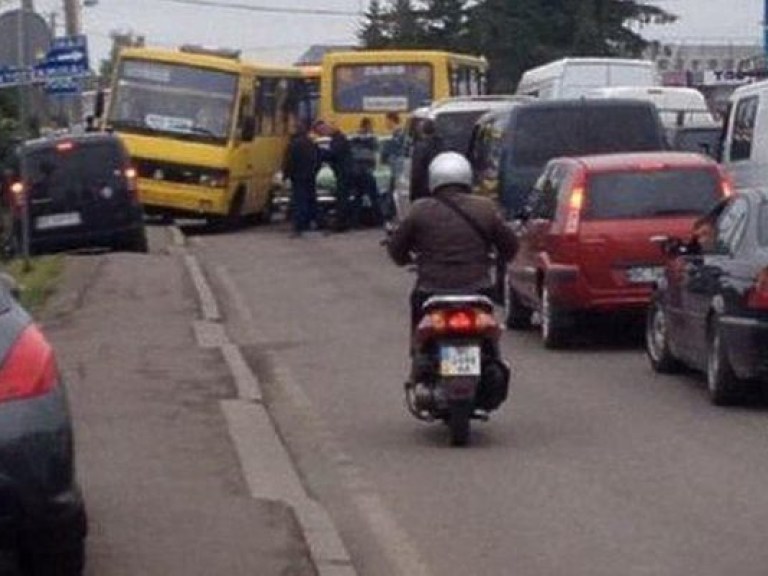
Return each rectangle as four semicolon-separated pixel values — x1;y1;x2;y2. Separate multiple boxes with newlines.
105;44;309;225
320;50;489;135
298;65;321;126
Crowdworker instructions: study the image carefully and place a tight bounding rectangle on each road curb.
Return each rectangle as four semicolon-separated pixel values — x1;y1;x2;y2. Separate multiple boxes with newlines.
181;236;358;576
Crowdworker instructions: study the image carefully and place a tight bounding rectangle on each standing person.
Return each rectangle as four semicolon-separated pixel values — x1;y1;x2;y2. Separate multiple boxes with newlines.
381;112;404;221
350;117;383;228
314;120;353;232
283;120;319;237
409;118;442;203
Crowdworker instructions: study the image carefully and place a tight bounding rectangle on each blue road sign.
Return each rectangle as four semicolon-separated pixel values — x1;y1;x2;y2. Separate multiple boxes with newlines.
45;77;80;95
0;35;89;87
39;35;89;78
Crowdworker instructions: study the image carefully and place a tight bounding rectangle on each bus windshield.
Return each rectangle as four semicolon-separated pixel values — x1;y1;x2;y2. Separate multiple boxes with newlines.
108;59;238;142
333;63;433;113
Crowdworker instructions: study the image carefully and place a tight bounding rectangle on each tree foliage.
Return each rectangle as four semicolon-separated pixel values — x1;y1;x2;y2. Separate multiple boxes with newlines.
359;0;677;90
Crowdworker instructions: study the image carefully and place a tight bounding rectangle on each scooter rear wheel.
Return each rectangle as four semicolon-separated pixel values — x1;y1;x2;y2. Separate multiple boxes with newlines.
448;403;472;447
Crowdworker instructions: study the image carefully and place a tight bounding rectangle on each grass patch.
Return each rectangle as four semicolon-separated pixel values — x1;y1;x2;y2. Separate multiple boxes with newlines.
3;256;64;314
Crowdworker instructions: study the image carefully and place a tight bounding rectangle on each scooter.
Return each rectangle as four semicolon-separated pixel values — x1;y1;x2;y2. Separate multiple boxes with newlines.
406;294;510;446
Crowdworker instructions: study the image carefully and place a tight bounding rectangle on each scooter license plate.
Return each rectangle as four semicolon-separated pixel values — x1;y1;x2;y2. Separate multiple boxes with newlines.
439;345;481;377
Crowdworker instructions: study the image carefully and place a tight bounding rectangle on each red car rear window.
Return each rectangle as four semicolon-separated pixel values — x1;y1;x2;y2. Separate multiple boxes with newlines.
584;168;722;220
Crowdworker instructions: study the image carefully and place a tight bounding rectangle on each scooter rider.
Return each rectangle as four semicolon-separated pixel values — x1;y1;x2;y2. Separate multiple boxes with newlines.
387;151;518;337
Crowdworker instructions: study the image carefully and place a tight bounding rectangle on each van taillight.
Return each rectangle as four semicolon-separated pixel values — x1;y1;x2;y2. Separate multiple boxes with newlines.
124;167;138;199
564;186;585;235
9;182;24;211
0;324;58;402
746;268;768;310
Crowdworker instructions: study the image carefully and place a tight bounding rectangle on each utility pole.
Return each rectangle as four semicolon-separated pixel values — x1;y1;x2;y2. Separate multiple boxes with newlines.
62;0;79;36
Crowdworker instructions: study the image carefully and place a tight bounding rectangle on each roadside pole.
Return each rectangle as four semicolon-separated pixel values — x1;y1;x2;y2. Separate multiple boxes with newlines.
15;7;31;272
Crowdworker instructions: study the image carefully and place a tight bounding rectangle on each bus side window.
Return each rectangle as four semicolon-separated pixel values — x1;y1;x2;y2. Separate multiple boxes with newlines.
237;95;254;141
274;78;289;135
256;77;278;135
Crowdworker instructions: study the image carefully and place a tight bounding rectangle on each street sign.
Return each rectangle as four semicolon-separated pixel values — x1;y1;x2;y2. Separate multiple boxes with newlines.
45;76;80;95
0;34;89;88
39;35;89;78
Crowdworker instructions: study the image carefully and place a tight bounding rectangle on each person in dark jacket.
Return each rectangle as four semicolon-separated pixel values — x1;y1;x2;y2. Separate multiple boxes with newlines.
409;118;442;203
283;120;319;236
350;117;383;228
388;151;518;333
314;119;353;232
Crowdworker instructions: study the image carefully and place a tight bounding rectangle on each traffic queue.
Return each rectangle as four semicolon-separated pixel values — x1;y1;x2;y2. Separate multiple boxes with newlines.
0;45;767;572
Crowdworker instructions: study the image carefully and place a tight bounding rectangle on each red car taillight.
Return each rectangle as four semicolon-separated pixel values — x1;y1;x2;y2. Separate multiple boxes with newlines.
564;185;585;236
717;166;734;198
0;324;58;402
418;308;498;336
746;268;768;310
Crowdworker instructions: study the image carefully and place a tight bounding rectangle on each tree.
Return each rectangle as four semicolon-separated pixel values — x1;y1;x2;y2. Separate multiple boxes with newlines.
471;0;677;90
359;0;388;48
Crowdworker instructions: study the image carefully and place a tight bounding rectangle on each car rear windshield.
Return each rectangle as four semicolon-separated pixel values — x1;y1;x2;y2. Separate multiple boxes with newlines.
584;168;722;220
25;141;125;200
510;105;662;167
435;110;487;155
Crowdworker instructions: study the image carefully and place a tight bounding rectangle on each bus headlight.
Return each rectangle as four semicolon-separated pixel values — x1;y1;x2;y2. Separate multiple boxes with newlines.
199;170;229;189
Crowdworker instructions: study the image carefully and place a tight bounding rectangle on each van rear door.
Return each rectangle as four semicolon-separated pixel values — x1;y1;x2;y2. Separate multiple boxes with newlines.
25;139;133;234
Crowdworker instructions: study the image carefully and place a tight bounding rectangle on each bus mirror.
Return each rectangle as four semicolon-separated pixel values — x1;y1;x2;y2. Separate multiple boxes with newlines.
241;117;256;141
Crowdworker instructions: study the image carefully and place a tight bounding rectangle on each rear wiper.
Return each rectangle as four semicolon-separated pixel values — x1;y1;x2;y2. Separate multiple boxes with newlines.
189;125;218;137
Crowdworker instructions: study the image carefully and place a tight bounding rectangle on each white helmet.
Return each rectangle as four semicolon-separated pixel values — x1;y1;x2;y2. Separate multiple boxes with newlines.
428;151;473;194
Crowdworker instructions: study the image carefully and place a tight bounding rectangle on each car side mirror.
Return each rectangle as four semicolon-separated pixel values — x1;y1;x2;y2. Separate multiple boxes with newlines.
240;117;256;141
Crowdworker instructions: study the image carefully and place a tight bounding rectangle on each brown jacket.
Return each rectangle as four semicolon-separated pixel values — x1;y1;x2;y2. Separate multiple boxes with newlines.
388;186;518;292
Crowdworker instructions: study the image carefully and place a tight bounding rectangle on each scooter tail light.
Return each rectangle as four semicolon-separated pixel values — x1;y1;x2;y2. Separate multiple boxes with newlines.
746;268;768;310
0;324;58;402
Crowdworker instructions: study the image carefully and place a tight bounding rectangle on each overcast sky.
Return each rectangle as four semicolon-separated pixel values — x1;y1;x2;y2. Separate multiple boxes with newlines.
26;0;767;67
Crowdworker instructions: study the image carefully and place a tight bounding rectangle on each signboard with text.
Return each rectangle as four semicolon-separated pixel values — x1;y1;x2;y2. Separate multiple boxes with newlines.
0;35;89;89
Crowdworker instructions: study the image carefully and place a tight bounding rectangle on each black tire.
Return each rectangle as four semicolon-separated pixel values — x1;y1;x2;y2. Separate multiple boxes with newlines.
504;280;532;330
114;228;148;253
707;318;742;406
448;403;472;447
19;541;85;576
540;287;569;349
645;300;680;373
217;189;245;231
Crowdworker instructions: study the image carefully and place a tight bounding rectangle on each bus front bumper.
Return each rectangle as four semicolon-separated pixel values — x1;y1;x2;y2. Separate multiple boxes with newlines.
139;179;230;217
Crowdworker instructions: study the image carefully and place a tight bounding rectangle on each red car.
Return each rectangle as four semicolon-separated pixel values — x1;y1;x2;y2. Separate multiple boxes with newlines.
504;152;733;348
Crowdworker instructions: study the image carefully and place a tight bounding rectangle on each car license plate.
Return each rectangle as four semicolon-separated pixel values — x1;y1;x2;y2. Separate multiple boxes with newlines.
627;266;663;284
440;345;481;377
35;212;81;230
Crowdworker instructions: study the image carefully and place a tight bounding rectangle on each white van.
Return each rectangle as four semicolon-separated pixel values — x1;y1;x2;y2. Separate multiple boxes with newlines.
721;79;768;189
586;86;718;129
515;57;657;100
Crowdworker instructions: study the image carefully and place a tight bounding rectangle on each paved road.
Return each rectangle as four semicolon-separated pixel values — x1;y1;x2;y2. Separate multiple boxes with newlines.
42;227;316;576
191;223;768;576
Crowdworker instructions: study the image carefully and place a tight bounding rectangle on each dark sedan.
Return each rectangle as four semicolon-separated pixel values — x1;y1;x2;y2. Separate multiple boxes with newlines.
646;189;768;405
0;281;87;574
